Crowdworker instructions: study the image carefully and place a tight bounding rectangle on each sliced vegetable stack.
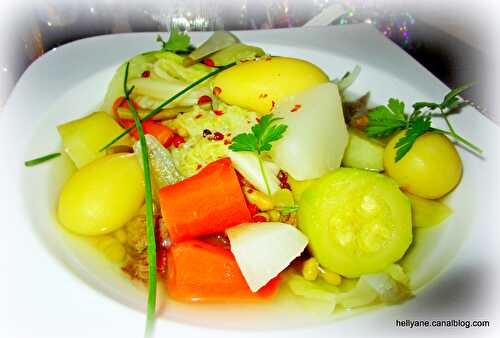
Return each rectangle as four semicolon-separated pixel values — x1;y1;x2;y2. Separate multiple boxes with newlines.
24;28;482;337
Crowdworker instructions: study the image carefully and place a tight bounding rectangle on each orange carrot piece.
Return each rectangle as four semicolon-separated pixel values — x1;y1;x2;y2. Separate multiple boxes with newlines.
159;158;251;243
166;240;280;302
120;119;175;147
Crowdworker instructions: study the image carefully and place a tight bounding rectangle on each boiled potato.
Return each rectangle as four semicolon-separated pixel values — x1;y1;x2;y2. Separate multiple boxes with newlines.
298;168;412;278
213;56;329;115
58;154;145;236
384;131;462;199
58;112;132;168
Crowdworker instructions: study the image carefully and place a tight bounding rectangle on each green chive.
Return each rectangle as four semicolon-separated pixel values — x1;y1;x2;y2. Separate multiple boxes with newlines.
123;62;157;337
99;62;236;152
24;152;61;167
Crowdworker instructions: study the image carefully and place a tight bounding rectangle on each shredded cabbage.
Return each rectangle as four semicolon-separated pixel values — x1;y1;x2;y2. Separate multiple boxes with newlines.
332;65;361;92
165;103;257;177
287;267;412;311
101;51;212;113
133;135;184;190
152;53;212;83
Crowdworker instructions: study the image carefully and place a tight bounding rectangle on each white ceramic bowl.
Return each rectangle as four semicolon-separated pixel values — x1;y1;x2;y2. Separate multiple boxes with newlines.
1;25;499;338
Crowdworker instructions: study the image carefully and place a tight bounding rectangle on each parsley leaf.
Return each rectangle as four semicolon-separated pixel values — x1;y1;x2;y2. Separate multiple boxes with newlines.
394;113;432;161
229;133;258;152
366;84;481;162
230;114;288;155
365;98;407;138
442;83;472;109
157;27;191;53
229;114;288;195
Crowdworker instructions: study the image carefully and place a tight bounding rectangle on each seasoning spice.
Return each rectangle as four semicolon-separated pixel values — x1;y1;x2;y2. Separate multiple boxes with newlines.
291;104;302;112
213;132;224;141
202;129;212;137
278;170;291;190
172;135;185;148
202;58;215;67
213;86;222;96
197;95;212;105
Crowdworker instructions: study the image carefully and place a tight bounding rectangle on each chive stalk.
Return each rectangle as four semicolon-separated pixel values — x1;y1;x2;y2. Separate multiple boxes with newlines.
24;152;61;167
123;62;157;337
99;62;236;152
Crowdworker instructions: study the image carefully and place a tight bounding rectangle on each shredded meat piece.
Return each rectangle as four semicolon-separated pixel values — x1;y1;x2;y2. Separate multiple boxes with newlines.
122;251;149;283
342;92;371;129
126;215;148;253
280;212;297;226
122;208;171;284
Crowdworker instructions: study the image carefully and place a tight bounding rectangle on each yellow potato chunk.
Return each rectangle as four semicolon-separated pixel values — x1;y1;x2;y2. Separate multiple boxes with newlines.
58;154;145;236
384;131;462;199
213;56;329;115
58;112;131;168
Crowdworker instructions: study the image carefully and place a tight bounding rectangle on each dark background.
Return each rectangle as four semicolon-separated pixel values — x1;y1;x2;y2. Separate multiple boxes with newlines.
0;0;493;122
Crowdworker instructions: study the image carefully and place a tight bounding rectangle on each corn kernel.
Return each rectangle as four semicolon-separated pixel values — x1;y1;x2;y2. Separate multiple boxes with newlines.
321;270;342;285
302;257;319;281
244;187;274;211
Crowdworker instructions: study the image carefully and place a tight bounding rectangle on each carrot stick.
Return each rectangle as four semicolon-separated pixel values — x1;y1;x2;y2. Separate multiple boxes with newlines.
166;240;280;302
120;119;175;147
159;158;251;243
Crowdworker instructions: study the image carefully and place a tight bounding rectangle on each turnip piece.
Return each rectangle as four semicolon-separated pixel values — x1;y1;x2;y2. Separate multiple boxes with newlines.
271;83;348;180
226;222;308;292
228;150;281;194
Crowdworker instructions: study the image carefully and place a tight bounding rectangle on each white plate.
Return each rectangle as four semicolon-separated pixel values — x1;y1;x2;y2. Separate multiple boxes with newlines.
1;24;499;338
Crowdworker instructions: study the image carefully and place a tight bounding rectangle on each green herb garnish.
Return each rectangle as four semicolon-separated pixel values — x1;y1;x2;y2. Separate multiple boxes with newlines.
366;84;482;161
123;63;157;337
157;27;191;53
279;205;299;215
24;152;61;167
99;62;236;152
229;114;288;195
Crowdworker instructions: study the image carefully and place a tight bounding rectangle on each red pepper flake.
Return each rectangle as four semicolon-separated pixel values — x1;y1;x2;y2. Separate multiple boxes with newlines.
256;117;261;123
236;172;249;187
224;139;232;145
258;93;268;99
213;86;222;96
194;113;203;119
202;58;215;67
278;170;291;190
213;109;224;116
247;188;254;194
172;134;185;148
291;104;302;112
197;95;212;105
265;56;272;61
253;215;267;223
247;203;259;216
141;70;151;78
271;100;276;109
213;132;224;141
196;164;202;170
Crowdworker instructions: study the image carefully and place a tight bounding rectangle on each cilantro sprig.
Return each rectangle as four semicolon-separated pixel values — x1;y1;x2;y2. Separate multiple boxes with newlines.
157;27;191;53
366;84;482;162
229;114;288;195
